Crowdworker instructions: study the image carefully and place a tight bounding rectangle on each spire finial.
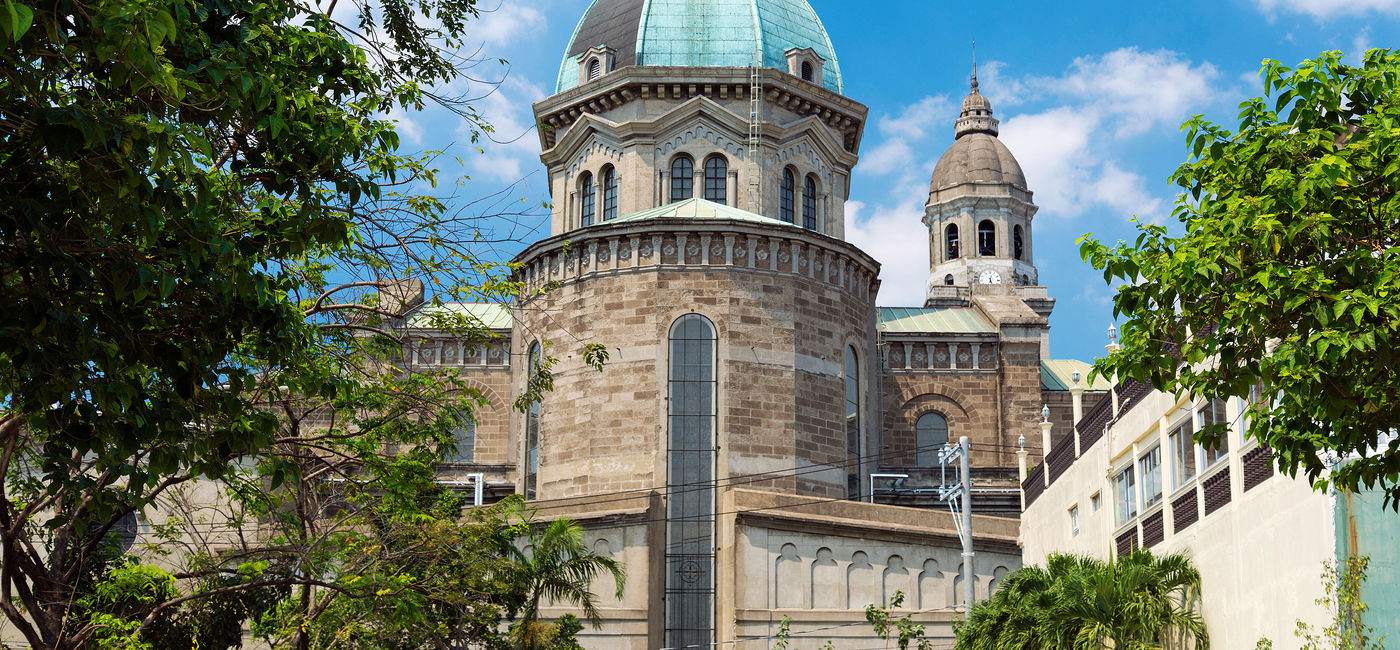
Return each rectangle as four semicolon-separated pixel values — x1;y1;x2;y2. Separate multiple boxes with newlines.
971;41;978;91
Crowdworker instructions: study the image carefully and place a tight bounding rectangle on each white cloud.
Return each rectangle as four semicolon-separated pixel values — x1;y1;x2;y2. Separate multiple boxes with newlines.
464;76;548;183
999;106;1098;216
1052;48;1218;137
845;197;931;307
1253;0;1400;17
858;96;951;177
473;3;546;47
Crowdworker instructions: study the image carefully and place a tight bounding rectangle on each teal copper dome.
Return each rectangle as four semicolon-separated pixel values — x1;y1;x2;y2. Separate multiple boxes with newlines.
555;0;843;94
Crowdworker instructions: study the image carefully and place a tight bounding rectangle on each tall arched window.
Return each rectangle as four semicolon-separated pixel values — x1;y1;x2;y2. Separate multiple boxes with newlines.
587;58;601;81
978;219;996;256
800;60;813;81
779;168;795;223
945;224;960;259
1013;225;1024;260
670;156;694;201
703;156;727;205
802;175;818;230
845;345;861;499
579;173;594;227
524;342;541;498
666;314;716;649
916;413;949;467
601;166;617;221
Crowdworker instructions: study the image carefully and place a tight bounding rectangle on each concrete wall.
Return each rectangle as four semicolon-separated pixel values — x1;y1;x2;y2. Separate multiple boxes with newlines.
1022;386;1337;649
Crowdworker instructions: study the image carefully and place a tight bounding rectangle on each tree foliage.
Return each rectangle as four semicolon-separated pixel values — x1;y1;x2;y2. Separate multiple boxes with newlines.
954;550;1208;650
507;518;625;650
1080;49;1400;505
1259;555;1386;650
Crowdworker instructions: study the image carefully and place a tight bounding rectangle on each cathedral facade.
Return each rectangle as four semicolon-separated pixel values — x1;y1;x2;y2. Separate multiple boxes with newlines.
395;1;1107;646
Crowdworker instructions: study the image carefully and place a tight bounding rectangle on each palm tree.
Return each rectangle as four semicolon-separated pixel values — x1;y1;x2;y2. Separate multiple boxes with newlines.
954;549;1207;650
506;518;625;649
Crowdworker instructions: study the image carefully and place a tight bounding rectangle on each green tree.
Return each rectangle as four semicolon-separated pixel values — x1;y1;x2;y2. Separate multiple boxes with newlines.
1079;49;1400;505
954;550;1208;650
507;518;626;650
864;590;934;650
0;0;546;646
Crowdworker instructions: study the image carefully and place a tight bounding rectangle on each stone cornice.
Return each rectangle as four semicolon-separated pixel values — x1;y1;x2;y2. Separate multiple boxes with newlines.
925;182;1037;218
532;66;868;154
511;217;882;301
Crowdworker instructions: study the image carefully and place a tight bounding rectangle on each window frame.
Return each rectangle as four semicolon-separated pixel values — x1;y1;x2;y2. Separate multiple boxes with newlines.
601;165;617;221
1113;464;1136;526
945;223;960;260
703;155;727;205
578;172;594;227
670;156;694;202
1139;444;1163;508
914;412;949;468
779;168;795;223
802;175;818;230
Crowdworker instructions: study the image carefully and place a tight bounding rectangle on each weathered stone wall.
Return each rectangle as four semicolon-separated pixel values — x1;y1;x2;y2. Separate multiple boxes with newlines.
511;219;880;500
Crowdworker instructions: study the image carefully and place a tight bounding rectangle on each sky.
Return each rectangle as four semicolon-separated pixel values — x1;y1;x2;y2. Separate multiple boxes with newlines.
392;0;1399;364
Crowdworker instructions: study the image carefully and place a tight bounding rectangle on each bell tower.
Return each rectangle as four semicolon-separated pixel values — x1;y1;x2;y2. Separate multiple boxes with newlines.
923;70;1040;303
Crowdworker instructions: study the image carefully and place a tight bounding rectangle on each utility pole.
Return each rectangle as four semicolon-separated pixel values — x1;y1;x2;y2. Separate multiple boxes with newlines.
938;436;975;610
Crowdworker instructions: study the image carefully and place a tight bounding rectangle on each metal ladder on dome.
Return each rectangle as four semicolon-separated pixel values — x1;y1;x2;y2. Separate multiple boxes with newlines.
747;48;762;210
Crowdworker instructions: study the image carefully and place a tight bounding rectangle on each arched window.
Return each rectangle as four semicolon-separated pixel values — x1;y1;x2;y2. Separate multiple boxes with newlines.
944;274;955;286
779;168;795;223
524;342;541;498
978;219;996;256
579;172;594;227
845;345;861;499
601;166;617;221
670;156;694;201
802;175;818;231
703;156;727;205
666;314;716;649
945;224;959;259
800;60;813;81
588;58;601;81
916;413;949;467
1013;225;1024;260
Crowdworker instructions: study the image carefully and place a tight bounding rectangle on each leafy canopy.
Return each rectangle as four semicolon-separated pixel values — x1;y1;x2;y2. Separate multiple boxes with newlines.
1080;49;1400;505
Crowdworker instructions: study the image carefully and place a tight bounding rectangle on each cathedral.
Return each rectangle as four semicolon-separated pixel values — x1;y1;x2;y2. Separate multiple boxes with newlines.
393;0;1108;646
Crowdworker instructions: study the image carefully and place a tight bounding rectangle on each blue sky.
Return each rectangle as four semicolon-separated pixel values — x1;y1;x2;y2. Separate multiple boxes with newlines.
392;0;1398;364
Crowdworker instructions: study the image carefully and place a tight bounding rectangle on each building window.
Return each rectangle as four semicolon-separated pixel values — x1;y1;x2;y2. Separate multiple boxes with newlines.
1070;505;1080;536
1091;491;1102;512
1140;445;1162;508
601;166;617;221
579;172;594;227
670;156;693;201
1170;417;1196;489
943;274;954;286
945;224;960;259
800;60;813;81
1199;398;1229;468
802;175;818;230
779;168;795;223
588;58;601;81
915;412;948;467
448;413;475;463
845;346;861;498
703;156;727;204
666;314;716;649
1013;225;1024;260
1113;465;1136;526
525;342;541;499
978;220;995;256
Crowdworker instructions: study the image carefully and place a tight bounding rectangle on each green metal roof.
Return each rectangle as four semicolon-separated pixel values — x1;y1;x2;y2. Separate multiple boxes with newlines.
556;0;843;94
605;197;801;227
1040;359;1110;391
406;303;512;330
876;307;994;334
